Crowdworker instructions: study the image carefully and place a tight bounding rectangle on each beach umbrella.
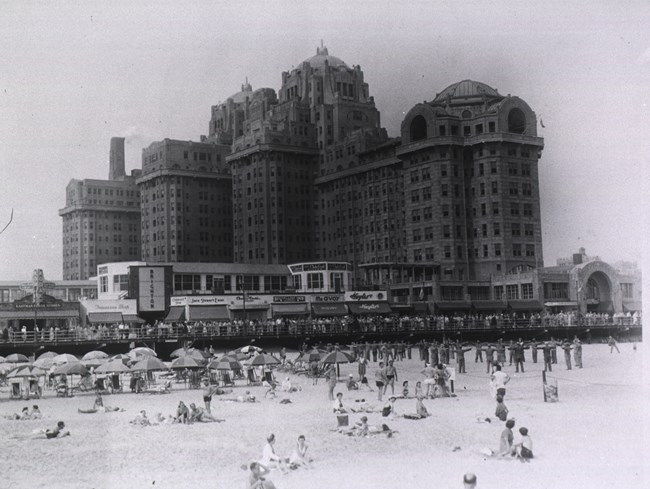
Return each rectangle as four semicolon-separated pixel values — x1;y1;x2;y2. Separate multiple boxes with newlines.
321;350;354;364
249;353;281;367
209;357;243;371
110;353;131;363
171;356;204;369
237;345;263;354
52;362;89;376
82;350;108;361
33;357;54;369
94;360;131;374
5;353;29;363
0;355;5;362
36;351;58;360
227;350;249;361
52;353;79;365
299;349;323;363
0;363;14;373
7;365;46;378
130;346;157;357
131;357;168;372
81;359;105;368
171;348;210;360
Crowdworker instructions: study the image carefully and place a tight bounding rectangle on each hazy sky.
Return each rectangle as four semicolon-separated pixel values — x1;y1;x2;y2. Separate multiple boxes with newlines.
0;1;648;281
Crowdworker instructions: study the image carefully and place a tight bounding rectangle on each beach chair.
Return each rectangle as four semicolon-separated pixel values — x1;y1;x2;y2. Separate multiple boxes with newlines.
247;368;260;385
56;382;70;397
264;371;275;384
28;379;42;399
221;371;235;387
336;415;349;429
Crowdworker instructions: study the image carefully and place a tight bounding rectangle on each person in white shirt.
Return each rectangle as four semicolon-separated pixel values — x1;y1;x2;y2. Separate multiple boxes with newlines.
332;392;347;413
260;433;288;473
490;364;511;398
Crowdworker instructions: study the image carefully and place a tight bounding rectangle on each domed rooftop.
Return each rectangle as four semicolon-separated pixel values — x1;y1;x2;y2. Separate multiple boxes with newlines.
303;45;349;70
433;80;501;103
227;79;253;104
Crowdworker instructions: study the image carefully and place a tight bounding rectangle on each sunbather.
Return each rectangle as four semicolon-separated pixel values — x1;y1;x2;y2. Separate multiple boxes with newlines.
404;395;430;419
248;462;277;489
176;401;190;424
130;410;151;426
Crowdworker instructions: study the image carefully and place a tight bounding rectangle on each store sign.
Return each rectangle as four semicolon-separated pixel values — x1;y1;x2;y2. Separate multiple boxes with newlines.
289;264;303;273
314;295;344;302
98;266;108;275
302;263;327;271
14;302;62;310
345;291;386;301
84;300;137;314
327;263;348;271
187;296;228;306
138;267;166;312
273;295;306;303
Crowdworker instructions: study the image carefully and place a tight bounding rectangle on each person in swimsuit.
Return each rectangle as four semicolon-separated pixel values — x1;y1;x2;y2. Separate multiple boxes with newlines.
289;435;312;469
45;421;69;439
383;360;398;396
375;362;387;401
202;379;217;413
248;462;277;489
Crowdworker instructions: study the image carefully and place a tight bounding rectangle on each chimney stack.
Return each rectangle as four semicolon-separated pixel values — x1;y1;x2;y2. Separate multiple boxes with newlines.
109;137;126;180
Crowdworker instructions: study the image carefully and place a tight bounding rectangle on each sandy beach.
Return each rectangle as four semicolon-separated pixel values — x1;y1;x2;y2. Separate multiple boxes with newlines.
0;342;645;489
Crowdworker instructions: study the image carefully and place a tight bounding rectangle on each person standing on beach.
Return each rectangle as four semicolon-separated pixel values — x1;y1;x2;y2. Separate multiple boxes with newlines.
383;360;398;396
549;337;558;364
607;336;620;353
528;338;539;363
538;342;553;372
325;365;337;401
375;362;387;401
510;339;529;373
421;363;436;398
358;355;367;382
490;365;510;398
573;337;583;368
561;340;573;370
202;379;217;413
475;341;483;363
455;344;472;374
483;344;496;373
496;340;507;365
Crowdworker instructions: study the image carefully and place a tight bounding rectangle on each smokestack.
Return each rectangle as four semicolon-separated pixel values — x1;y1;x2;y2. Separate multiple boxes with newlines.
109;137;126;180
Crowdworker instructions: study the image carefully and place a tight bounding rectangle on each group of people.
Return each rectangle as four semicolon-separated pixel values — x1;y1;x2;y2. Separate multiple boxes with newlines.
4;404;42;420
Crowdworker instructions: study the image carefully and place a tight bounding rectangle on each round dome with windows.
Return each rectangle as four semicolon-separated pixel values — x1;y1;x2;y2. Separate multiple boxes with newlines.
303;45;349;70
433;80;501;104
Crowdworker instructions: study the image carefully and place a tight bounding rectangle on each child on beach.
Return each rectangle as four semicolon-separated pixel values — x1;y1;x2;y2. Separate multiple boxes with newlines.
495;395;508;422
414;381;424;399
515;427;533;461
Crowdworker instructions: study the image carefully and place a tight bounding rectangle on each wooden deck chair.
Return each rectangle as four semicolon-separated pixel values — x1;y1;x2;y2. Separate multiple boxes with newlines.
264;371;275;384
247;368;260;385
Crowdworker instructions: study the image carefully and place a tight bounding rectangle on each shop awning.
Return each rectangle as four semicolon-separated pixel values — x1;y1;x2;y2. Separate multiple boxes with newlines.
122;314;145;323
435;301;471;311
229;304;269;310
312;303;349;316
164;306;185;322
0;309;80;319
508;300;543;311
472;300;507;311
272;304;310;316
348;302;392;315
544;301;577;307
88;312;123;324
622;302;642;313
188;306;229;321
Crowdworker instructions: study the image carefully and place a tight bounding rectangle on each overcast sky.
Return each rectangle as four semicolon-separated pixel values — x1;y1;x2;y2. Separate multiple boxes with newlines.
0;0;647;281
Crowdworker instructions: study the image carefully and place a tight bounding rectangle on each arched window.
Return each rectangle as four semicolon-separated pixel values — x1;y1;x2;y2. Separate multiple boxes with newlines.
461;109;472;119
409;115;427;141
508;108;526;134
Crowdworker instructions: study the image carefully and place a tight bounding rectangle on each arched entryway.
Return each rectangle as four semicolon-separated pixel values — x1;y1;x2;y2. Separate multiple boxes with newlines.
584;271;613;313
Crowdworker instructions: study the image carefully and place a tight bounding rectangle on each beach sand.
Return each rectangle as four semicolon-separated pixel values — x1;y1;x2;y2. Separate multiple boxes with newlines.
0;343;645;489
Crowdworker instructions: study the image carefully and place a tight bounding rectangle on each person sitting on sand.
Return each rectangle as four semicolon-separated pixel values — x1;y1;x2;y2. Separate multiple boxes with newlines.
414;381;424;399
333;392;347;414
30;405;42;419
382;396;397;418
189;402;223;423
401;380;410;398
265;383;278;399
499;419;516;456
346;374;358;391
19;406;31;420
282;377;301;393
495;395;509;422
514;427;533;461
176;401;190;424
261;433;289;473
343;415;370;436
403;395;430;420
289;434;312;469
248;462;277;489
45;421;70;439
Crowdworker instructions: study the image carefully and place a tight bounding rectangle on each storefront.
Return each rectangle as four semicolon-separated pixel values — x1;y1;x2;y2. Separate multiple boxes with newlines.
80;299;140;327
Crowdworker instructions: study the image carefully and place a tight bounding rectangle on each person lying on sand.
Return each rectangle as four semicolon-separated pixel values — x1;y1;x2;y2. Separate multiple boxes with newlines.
78;393;122;413
219;390;257;403
189;403;224;423
342;417;397;437
4;406;31;420
130;410;151;426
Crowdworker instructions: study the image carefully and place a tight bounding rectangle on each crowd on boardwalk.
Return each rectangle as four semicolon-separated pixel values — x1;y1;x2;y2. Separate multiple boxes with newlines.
1;310;640;344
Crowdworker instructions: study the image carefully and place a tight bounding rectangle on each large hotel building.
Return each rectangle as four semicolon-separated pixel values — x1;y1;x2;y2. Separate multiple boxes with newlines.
56;46;641;319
